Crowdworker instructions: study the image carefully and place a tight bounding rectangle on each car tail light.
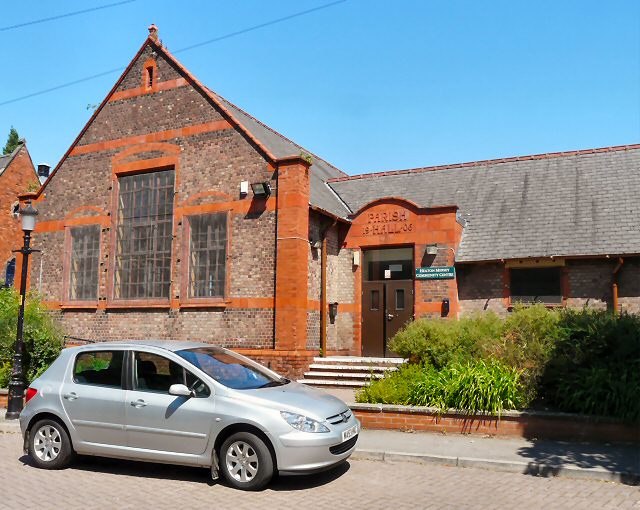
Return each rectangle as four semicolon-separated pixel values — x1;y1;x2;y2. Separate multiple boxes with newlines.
25;387;37;404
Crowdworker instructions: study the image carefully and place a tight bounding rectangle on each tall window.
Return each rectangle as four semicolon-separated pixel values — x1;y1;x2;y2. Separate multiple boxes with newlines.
69;225;100;300
114;170;174;300
188;213;227;298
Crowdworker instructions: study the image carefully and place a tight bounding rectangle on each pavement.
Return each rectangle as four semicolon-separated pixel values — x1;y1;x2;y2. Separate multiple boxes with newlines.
2;409;639;486
0;433;638;509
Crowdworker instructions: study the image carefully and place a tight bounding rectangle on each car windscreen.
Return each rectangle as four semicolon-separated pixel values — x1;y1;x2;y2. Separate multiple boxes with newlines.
176;347;288;390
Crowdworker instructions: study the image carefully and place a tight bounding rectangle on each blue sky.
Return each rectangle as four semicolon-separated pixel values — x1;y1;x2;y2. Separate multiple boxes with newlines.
1;0;638;174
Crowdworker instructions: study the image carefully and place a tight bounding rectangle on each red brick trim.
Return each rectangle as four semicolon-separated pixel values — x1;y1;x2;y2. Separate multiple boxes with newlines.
109;77;188;102
327;144;640;183
70;120;231;156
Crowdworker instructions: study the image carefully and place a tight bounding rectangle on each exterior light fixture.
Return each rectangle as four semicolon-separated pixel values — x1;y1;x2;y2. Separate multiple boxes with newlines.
6;200;39;420
251;182;272;199
310;239;322;250
426;244;439;255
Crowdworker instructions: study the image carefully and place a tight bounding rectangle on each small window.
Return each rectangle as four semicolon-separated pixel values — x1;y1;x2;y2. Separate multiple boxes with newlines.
371;290;380;310
146;66;154;89
69;225;100;300
395;289;405;310
4;258;15;287
74;351;124;388
510;267;562;304
188;213;227;298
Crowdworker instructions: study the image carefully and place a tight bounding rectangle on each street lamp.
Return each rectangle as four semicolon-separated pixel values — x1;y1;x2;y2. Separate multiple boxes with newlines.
5;201;39;420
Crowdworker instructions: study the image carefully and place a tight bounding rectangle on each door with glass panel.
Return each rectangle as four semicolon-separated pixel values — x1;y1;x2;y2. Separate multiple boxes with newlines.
361;248;414;357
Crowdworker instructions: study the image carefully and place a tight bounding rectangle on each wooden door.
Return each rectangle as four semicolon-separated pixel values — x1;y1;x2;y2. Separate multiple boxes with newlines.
362;282;384;357
384;281;414;357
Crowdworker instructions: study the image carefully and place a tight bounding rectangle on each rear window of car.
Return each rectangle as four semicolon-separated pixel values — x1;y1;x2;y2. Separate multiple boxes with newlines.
74;351;124;388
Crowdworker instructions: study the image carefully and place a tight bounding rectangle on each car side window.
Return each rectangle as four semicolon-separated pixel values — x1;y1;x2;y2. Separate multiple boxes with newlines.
134;352;185;393
74;351;124;388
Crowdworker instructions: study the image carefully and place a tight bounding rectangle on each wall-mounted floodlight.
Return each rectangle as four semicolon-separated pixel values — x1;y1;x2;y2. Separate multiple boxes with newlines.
426;244;439;255
251;182;272;199
240;181;249;197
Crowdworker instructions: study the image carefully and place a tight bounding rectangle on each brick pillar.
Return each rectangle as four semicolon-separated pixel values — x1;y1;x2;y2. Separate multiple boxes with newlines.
274;156;311;350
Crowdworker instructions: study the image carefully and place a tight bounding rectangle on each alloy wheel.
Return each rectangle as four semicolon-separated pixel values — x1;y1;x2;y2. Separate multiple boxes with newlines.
33;425;62;462
225;441;259;482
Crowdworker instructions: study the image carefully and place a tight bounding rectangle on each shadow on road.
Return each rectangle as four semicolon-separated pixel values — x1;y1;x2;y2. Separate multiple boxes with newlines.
516;440;640;486
19;454;351;491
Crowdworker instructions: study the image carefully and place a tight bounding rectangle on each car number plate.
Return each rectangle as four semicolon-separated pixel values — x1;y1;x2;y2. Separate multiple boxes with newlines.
342;424;357;442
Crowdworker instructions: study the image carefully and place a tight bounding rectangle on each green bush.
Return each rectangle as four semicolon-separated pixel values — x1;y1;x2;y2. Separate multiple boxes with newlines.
407;359;524;414
358;359;525;415
541;309;640;421
0;287;64;387
355;364;425;405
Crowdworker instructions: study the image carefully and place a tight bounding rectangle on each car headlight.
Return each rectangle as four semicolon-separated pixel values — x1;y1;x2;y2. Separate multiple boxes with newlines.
280;411;330;433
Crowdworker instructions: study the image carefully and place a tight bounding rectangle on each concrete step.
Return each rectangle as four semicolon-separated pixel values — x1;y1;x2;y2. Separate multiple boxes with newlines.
314;356;405;365
307;363;398;372
297;379;366;388
303;371;385;380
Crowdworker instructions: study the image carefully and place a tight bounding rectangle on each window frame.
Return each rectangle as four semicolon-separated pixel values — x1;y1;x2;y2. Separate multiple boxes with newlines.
72;349;126;389
62;223;102;308
180;210;232;307
507;265;567;308
107;166;176;308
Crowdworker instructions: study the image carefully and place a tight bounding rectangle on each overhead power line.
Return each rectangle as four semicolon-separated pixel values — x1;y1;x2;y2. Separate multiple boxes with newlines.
0;0;346;107
0;0;136;32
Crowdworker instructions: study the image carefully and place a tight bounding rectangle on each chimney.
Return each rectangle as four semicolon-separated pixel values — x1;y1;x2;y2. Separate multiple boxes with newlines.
148;24;159;43
37;164;50;180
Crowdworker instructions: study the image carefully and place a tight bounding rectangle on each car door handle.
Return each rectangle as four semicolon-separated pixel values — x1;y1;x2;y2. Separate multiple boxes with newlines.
130;399;147;408
63;392;78;401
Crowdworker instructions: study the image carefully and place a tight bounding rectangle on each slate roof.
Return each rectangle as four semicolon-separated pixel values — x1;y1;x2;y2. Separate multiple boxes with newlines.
210;92;352;219
328;146;640;262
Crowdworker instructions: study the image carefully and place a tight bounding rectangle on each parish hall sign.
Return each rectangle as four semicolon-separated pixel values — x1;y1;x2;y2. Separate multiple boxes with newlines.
362;209;415;235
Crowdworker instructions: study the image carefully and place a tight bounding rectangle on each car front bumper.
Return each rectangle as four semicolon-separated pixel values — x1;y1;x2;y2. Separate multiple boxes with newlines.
274;417;361;473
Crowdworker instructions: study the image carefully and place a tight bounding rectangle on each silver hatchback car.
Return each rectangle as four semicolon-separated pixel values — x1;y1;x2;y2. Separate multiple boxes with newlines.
19;340;359;490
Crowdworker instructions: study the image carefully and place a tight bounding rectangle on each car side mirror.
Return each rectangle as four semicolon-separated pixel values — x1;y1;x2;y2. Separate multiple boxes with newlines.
169;384;193;398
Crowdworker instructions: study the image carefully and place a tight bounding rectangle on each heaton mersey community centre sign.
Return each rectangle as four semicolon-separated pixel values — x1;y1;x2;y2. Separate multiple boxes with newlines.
416;267;456;280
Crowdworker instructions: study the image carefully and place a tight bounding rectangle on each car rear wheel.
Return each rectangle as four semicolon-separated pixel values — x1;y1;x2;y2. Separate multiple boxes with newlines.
220;432;273;491
28;419;74;470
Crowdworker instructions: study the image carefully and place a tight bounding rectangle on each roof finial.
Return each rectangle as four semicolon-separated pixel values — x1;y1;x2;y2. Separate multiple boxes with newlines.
148;24;159;43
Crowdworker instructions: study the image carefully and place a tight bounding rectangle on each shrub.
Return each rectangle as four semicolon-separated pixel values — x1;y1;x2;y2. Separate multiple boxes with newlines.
355;364;424;405
0;287;64;387
407;359;525;415
541;309;640;421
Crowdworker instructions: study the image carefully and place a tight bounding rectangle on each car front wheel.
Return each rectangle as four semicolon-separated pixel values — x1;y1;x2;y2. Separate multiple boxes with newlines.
28;419;74;470
220;432;274;491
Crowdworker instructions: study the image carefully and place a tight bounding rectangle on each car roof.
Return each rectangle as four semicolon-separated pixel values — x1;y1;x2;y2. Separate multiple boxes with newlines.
66;339;223;353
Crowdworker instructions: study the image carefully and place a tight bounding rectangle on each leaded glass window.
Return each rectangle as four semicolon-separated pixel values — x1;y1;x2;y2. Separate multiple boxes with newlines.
69;225;100;300
114;170;174;300
188;213;227;298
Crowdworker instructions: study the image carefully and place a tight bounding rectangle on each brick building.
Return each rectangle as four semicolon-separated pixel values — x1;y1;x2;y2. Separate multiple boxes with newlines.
0;140;38;285
19;28;640;377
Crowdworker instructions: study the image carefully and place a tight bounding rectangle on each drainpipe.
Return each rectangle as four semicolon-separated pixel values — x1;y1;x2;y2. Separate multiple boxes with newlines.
320;219;337;356
612;257;624;314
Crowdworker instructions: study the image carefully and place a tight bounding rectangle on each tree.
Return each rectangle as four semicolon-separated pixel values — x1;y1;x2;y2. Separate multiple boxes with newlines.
3;127;21;155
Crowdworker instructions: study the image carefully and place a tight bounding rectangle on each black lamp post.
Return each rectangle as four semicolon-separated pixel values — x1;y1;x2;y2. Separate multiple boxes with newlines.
5;200;38;420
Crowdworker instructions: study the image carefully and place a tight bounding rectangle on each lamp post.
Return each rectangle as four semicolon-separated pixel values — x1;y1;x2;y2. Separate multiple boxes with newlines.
5;201;38;420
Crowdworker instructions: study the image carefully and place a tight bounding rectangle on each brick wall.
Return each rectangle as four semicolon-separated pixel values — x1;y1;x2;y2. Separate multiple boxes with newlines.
0;144;38;275
457;262;506;315
28;43;279;349
458;257;640;315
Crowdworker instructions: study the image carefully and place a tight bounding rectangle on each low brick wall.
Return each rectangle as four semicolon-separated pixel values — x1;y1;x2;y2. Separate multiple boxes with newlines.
353;403;640;443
